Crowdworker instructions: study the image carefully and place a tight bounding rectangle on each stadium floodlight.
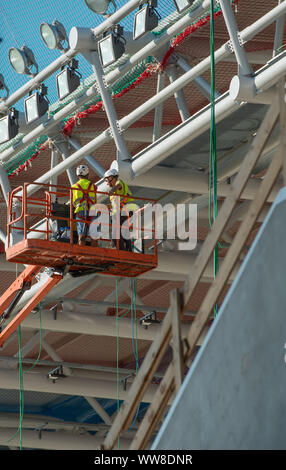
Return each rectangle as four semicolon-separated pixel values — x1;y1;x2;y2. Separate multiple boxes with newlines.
133;1;160;40
172;0;194;13
24;84;49;124
0;108;19;144
0;74;9;101
98;25;125;68
56;59;81;100
84;0;117;15
8;45;39;75
40;20;68;51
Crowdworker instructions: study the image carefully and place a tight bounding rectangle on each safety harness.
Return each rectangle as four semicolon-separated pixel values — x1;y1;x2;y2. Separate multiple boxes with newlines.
73;181;97;214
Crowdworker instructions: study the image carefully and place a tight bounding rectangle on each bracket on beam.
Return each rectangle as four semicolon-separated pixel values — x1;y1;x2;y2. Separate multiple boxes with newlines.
47;364;66;383
139;311;161;329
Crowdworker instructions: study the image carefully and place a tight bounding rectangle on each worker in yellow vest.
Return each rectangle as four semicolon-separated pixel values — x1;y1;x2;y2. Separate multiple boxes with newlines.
72;165;97;246
104;168;138;251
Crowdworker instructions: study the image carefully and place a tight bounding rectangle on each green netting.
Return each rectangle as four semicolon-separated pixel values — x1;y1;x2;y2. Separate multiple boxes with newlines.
5;135;49;176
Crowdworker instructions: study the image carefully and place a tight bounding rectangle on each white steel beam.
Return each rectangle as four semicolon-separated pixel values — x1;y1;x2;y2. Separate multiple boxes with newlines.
0;412;115;434
219;0;253;76
12;272;99;315
87;50;131;162
85;396;113;426
175;53;220;101
20;306;208;343
153;72;166;142
166;64;190;122
0;427;131;450
0;368;166;404
132;165;282;202
67;136;106;177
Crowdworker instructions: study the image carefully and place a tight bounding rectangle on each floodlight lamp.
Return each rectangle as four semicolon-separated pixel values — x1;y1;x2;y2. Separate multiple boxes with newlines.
133;1;160;40
40;20;68;51
0;108;19;144
24;84;49;124
84;0;117;15
0;74;9;101
9;45;39;76
56;60;81;100
98;25;126;68
172;0;195;13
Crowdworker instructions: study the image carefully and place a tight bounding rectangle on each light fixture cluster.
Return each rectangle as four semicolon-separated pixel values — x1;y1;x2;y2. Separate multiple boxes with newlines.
0;84;50;145
0;20;78;144
173;0;195;13
0;60;81;144
1;0;191;145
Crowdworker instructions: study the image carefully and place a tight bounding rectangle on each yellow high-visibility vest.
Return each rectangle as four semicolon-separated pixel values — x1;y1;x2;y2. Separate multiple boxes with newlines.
72;178;97;214
110;179;136;215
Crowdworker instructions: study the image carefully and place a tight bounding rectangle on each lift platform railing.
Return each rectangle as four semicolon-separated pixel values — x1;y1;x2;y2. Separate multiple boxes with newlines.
7;182;158;254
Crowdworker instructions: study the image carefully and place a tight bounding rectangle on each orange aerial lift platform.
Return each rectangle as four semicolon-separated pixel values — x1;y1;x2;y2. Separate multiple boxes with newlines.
0;182;158;346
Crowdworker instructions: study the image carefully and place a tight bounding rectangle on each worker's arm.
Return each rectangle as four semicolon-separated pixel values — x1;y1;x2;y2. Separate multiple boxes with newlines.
109;182;122;195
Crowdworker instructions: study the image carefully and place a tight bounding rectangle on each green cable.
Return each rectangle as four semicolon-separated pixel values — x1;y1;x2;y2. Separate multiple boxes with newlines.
118;304;132;318
210;0;219;318
8;304;42;447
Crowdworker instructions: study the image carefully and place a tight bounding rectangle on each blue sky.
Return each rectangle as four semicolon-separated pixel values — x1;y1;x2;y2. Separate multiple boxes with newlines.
0;0;177;110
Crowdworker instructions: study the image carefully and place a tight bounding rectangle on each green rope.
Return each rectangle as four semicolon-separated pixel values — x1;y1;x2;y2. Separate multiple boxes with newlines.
209;0;219;318
7;304;43;449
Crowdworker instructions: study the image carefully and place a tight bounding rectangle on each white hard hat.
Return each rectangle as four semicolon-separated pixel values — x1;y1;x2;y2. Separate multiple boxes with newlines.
76;164;89;176
104;168;118;178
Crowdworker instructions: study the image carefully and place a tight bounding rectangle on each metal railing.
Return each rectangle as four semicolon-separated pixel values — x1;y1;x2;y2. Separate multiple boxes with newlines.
7;182;158;257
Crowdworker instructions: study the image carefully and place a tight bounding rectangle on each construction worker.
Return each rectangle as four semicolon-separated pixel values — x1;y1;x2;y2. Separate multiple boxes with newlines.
72;164;97;246
104;168;137;252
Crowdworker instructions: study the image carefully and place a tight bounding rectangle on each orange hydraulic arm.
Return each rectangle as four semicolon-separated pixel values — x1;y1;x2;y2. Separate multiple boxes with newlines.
0;265;63;347
0;265;42;317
